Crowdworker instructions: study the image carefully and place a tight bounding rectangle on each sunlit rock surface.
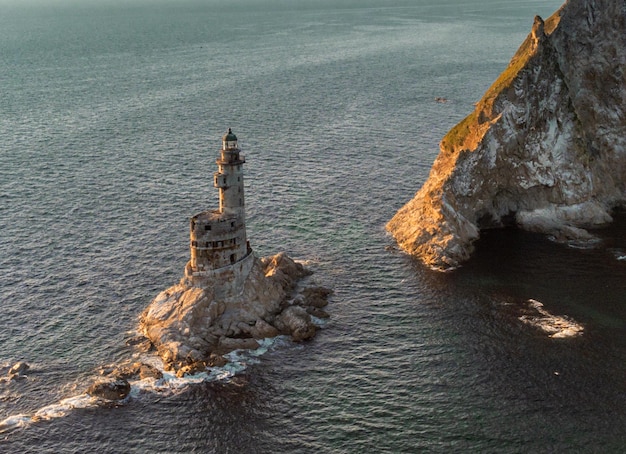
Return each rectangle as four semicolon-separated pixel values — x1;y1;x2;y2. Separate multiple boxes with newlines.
387;0;626;270
140;252;331;372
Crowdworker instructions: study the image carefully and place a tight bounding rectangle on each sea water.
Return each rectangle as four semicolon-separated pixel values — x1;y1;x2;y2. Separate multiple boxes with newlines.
1;0;625;452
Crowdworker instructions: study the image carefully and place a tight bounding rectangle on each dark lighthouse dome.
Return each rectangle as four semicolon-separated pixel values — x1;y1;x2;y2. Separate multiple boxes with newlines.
222;128;237;142
222;128;238;151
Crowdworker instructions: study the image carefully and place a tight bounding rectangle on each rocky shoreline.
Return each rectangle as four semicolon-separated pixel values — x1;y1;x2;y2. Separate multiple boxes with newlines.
136;252;331;375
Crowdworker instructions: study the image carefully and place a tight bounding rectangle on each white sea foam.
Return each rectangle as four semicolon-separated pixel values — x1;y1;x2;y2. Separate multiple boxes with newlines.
310;315;329;328
610;249;626;261
0;414;31;434
0;394;99;434
0;337;287;435
132;336;286;394
519;299;584;338
32;395;99;421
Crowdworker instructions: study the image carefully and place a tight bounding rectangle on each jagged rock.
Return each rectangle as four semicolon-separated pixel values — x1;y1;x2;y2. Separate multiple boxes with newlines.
4;361;30;381
87;378;131;401
207;353;228;368
97;361;163;381
106;362;141;380
125;335;153;353
301;286;332;308
248;319;280;339
261;252;311;291
139;364;163;380
275;306;317;342
387;0;626;270
175;361;208;378
8;362;29;378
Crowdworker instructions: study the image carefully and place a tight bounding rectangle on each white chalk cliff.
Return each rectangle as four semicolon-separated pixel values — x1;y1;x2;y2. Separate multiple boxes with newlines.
387;0;626;270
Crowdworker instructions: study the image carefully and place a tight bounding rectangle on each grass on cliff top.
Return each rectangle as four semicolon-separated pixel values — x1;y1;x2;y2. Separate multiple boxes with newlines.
440;112;476;151
441;9;562;151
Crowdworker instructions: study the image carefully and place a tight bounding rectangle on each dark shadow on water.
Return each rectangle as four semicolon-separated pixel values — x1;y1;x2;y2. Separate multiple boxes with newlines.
396;215;626;450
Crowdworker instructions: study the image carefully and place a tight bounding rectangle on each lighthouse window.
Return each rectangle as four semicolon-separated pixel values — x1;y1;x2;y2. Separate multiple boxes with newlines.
231;222;235;227
205;225;211;231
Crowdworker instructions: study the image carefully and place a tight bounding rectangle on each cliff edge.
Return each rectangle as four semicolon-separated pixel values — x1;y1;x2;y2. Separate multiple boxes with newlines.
387;0;626;270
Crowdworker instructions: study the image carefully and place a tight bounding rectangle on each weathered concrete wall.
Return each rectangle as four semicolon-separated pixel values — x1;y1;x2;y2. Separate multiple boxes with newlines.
189;210;248;272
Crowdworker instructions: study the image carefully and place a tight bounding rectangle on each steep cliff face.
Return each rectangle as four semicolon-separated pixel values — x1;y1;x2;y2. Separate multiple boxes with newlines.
387;0;626;270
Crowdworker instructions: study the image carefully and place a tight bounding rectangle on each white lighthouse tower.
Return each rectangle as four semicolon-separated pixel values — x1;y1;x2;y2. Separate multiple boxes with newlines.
187;129;251;276
215;128;245;217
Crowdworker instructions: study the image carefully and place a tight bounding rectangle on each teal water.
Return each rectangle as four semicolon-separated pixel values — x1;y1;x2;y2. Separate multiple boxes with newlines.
1;0;626;452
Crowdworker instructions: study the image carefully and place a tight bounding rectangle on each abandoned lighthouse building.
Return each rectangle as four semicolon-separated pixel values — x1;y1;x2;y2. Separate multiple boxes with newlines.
185;128;253;284
140;127;332;367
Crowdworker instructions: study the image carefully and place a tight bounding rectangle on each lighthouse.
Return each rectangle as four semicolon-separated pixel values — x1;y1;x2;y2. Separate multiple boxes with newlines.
215;128;245;216
188;129;251;274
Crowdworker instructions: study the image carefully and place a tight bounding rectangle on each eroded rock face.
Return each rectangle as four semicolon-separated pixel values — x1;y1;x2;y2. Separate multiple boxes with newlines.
387;0;626;270
140;252;331;372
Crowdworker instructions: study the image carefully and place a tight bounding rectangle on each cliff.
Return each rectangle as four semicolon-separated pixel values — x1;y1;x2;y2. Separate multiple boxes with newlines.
387;0;626;270
140;252;331;373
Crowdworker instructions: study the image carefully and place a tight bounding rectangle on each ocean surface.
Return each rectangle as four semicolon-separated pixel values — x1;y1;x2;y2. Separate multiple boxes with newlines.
1;0;626;452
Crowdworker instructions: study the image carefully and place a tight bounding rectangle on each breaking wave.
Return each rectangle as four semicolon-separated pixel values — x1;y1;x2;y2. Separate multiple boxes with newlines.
0;337;287;435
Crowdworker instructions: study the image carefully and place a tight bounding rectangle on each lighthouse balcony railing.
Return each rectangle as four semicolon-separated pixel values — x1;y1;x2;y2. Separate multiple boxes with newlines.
216;154;245;165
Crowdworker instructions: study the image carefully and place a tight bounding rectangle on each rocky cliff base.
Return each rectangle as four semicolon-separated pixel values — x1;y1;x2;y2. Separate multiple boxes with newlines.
139;252;331;374
387;0;626;270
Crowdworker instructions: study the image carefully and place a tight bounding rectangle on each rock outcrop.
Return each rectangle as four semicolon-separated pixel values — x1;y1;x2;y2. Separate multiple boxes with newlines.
140;252;331;372
87;378;131;401
387;0;626;270
8;362;30;379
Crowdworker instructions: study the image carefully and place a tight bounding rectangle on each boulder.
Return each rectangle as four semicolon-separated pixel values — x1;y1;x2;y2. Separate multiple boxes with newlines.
175;361;208;378
301;286;332;308
216;337;260;355
248;319;280;339
139;364;163;380
306;307;330;319
275;306;317;342
207;353;228;368
8;362;29;378
87;378;131;401
261;252;311;291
